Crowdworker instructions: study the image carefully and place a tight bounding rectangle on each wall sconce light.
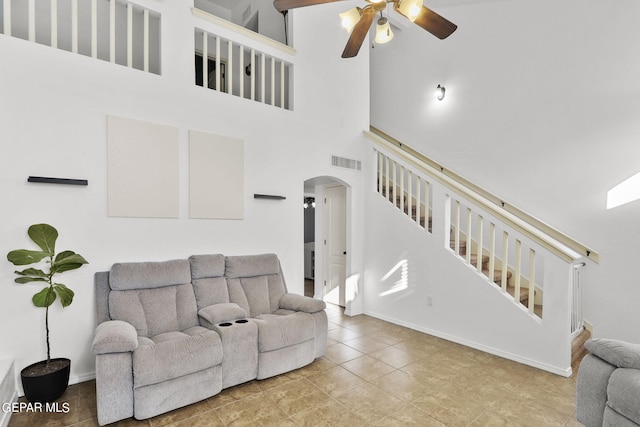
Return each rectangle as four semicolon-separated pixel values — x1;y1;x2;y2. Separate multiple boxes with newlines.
435;84;445;101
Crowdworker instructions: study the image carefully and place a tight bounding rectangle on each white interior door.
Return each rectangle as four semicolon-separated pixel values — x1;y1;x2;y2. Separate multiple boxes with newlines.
323;184;346;307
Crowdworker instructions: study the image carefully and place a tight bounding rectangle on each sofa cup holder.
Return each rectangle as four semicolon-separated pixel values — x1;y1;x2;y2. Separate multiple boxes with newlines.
219;322;233;327
235;319;249;324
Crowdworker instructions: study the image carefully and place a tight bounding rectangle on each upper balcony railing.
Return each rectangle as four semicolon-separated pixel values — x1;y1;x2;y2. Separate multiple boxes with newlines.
1;0;161;74
0;1;295;110
192;8;294;110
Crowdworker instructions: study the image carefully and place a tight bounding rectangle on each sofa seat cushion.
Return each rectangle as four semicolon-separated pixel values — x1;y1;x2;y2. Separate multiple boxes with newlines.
253;312;315;353
133;327;222;388
607;368;640;425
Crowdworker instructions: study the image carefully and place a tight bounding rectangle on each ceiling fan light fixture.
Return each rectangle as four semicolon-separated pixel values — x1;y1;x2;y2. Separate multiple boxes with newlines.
398;0;423;22
375;17;394;44
339;7;362;33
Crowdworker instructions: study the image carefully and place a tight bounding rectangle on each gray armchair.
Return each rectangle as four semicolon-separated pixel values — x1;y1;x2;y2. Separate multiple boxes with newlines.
93;259;224;425
576;338;640;427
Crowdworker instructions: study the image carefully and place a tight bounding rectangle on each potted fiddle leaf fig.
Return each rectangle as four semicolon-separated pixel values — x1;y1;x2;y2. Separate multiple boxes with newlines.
7;223;88;403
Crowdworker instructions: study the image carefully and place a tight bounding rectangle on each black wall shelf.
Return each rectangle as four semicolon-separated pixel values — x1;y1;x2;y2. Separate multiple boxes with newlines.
28;176;88;186
254;194;286;200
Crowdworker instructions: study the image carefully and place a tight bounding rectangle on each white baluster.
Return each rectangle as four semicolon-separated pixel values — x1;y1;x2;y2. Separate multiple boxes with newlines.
454;200;460;255
239;45;244;98
407;170;413;218
391;160;397;206
91;0;97;58
143;9;149;72
378;152;383;194
424;181;430;231
477;214;483;272
260;53;265;102
399;165;405;213
385;155;390;201
51;0;58;48
4;0;11;36
109;0;115;63
501;231;509;292
271;57;275;106
202;32;208;89
28;0;35;42
227;40;233;95
250;49;255;100
514;239;522;302
215;36;221;91
127;4;133;67
489;223;496;283
415;177;421;224
529;248;536;314
280;61;285;108
466;208;472;265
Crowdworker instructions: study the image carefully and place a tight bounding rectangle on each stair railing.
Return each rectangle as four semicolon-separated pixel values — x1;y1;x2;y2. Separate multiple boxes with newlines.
367;128;589;322
192;8;294;110
1;0;161;74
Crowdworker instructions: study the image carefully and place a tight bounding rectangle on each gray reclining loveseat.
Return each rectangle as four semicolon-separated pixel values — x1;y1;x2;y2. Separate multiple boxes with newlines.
576;338;640;427
92;253;327;425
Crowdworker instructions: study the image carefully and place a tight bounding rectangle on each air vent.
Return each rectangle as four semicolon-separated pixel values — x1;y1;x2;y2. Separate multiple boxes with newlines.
332;155;361;171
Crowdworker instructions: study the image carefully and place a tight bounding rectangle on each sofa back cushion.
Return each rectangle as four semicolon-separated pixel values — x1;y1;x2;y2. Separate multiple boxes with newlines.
189;254;229;310
225;254;287;317
108;259;198;337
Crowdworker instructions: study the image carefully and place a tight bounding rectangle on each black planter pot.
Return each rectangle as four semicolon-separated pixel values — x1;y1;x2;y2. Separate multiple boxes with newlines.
21;358;71;403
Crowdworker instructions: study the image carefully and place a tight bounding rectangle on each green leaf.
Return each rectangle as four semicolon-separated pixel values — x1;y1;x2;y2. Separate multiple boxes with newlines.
7;249;49;266
52;252;88;273
32;287;56;308
53;284;74;307
28;224;58;256
14;268;47;277
15;276;48;284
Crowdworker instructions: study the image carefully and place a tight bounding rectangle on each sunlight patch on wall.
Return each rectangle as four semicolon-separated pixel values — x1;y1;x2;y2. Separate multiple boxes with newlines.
379;259;409;297
607;172;640;209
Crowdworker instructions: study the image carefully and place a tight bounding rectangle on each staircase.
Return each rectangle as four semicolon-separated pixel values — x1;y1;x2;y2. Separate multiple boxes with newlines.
571;328;591;370
367;128;595;376
381;180;543;318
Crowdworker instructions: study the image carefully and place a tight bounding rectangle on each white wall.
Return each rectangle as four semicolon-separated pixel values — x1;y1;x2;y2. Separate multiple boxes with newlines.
0;1;369;389
370;0;640;343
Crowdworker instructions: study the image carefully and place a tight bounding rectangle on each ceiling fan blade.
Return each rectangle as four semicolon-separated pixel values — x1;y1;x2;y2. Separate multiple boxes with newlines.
341;8;376;58
273;0;344;13
395;4;457;39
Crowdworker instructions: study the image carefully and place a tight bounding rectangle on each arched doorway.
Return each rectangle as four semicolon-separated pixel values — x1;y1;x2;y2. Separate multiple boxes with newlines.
303;176;349;307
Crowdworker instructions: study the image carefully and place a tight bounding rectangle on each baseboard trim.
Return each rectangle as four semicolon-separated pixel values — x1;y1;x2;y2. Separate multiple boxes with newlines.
70;371;96;386
364;309;573;378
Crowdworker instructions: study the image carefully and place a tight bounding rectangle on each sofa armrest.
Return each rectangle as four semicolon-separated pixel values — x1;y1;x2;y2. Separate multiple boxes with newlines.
585;338;640;369
199;303;247;328
279;293;326;313
92;320;138;354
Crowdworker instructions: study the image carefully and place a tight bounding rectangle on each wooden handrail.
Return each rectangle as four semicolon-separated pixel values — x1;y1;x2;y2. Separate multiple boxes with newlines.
366;127;599;263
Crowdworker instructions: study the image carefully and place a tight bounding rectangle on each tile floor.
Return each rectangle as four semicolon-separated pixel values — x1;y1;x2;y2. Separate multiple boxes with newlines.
8;303;583;426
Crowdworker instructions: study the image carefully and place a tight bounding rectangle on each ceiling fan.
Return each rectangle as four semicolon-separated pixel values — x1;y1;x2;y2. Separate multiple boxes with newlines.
272;0;457;58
